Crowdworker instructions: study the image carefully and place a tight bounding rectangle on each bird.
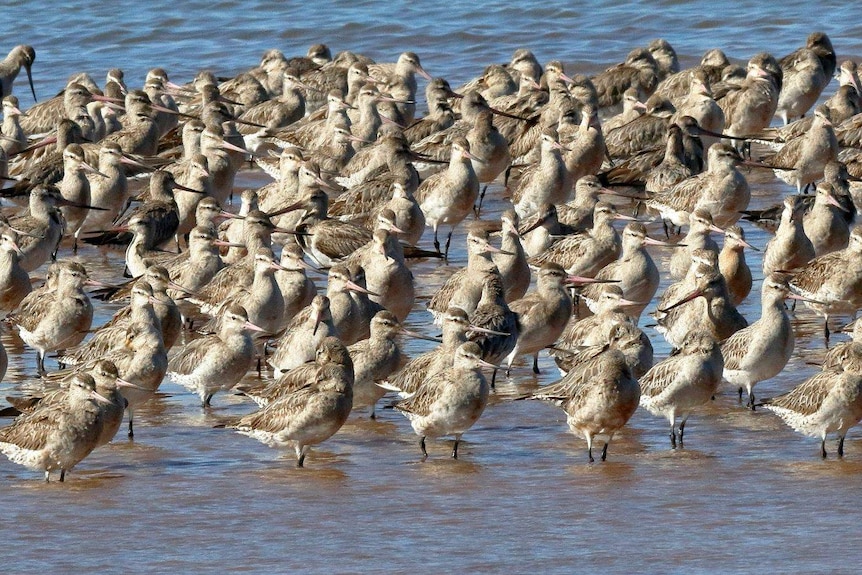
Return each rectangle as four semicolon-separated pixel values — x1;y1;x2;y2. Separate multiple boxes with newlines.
761;367;862;458
166;305;265;407
639;331;724;448
529;326;640;462
394;341;493;460
0;45;36;102
0;372;110;482
230;362;353;468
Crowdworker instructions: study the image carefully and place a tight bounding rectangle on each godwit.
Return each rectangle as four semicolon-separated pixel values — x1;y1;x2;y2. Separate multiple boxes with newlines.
57;143;108;244
167;304;264;407
648;39;680;80
9;261;94;375
416;137;480;258
349;227;414;322
592;47;660;110
0;229;30;314
504;263;572;374
382;307;472;397
0;45;35;101
718;53;782;140
759;105;838;193
601;87;646;133
647;142;748;230
394;341;492;460
493;209;530;303
775;32;836;125
719;225;756;306
762;195;816;276
231;361;353;468
269;295;337;377
561;105;605;185
822;319;862;373
512;127;571;219
295;189;373;267
58;280;160;367
669;209;722;280
640;330;724;448
0;372;110;482
426;225;504;323
655;48;730;104
803;182;850;256
604;94;676;160
789;226;862;339
466;272;519;377
0;95;27;156
530;326;641;462
762;367;862;458
244;336;353;409
200;247;286;335
78;142;142;237
656;260;747;349
581;221;676;319
529;202;629;277
237;69;306;135
363;184;426;247
671;69;725;154
721;274;810;408
275;243;317;322
349;310;433;417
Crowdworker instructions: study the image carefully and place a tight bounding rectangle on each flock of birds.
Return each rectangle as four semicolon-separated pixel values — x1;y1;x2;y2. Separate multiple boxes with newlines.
0;31;861;481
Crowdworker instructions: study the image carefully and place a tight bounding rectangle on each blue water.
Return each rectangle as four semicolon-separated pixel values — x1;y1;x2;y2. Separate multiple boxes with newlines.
2;2;862;574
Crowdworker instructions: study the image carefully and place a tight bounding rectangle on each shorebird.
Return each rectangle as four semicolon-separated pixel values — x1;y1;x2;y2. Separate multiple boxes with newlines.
0;372;110;482
602;86;646;133
58;280;160;367
655;257;748;349
493;209;530;303
416;137;481;258
789;226;862;339
640;330;724;448
368;51;432;125
0;229;30;314
803;182;850;256
719;225;756;306
822;319;862;373
0;45;36;101
530;326;641;462
349;227;414;322
762;195;816;276
604;94;676;160
426;225;504;323
529;202;630;277
581;222;676;319
775;32;836;125
78;142;143;236
647;142;748;230
166;304;265;407
761;367;862;458
349;310;434;417
467;271;519;377
718;53;782;140
275;243;316;322
231;361;353;468
504;263;572;374
382;307;472;397
654;47;729;100
669;209;722;279
269;295;337;376
512;127;571;219
9;261;94;375
0;95;27;156
592;47;659;110
201;247;286;335
394;341;492;460
721;274;811;409
294;189;373;267
758;105;838;193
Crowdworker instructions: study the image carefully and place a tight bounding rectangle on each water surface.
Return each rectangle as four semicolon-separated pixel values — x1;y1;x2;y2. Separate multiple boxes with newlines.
2;2;862;573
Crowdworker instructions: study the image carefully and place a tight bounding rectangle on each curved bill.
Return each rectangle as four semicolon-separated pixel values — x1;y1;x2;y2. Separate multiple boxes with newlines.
658;287;703;313
172;181;207;194
344;280;379;296
644;236;682;247
243;320;267;333
90;389;114;405
468;325;511;337
24;62;36;102
116;378;151;392
400;327;443;343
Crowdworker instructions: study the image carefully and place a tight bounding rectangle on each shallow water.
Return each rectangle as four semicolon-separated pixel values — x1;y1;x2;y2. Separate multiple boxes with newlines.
2;1;862;573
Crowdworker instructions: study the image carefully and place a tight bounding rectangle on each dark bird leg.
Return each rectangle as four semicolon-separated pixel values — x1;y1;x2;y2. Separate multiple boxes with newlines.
420;436;428;460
